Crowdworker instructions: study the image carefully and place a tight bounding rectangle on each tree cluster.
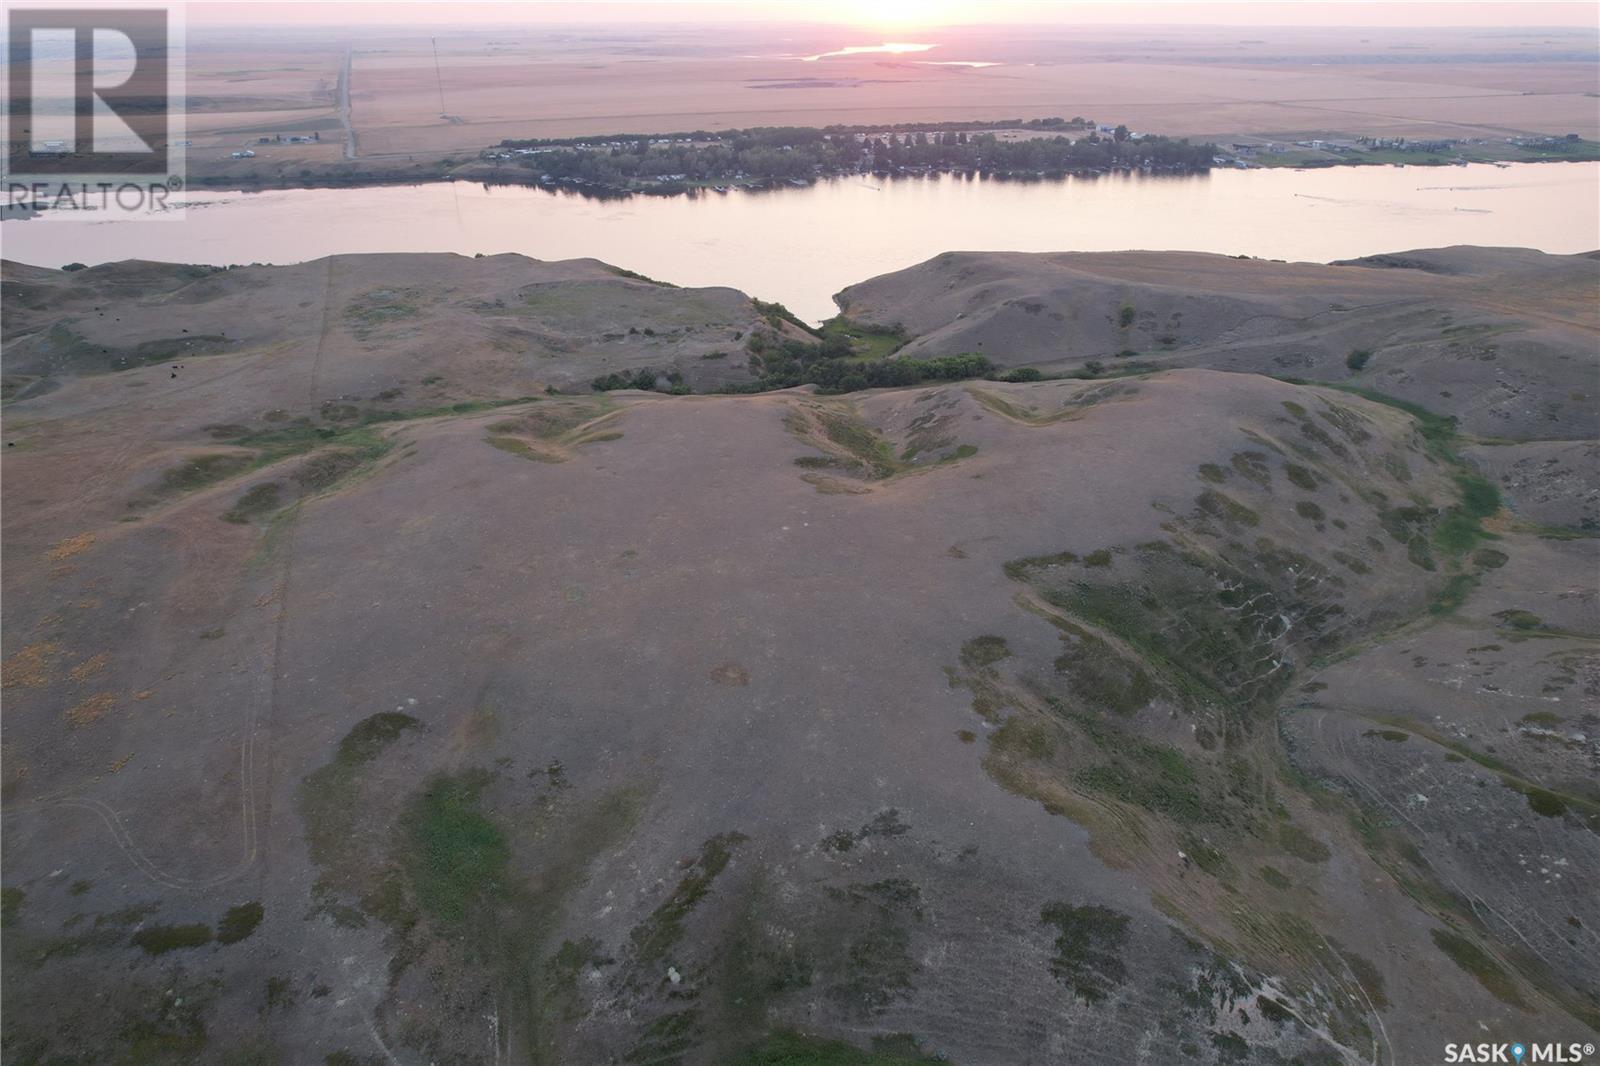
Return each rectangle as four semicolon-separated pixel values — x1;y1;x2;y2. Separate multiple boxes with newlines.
494;121;1215;192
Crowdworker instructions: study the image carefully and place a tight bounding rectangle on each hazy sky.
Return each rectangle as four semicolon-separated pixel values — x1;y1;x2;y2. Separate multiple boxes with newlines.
179;0;1600;30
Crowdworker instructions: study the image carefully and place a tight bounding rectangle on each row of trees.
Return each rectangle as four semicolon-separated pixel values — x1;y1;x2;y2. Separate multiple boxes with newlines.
493;122;1215;191
501;117;1096;152
727;333;994;393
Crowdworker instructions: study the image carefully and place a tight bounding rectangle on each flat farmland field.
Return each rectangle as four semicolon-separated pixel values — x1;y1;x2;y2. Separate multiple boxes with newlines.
168;21;1598;181
349;44;1600;154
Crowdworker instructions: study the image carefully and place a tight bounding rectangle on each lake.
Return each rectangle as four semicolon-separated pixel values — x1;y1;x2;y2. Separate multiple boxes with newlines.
4;162;1596;323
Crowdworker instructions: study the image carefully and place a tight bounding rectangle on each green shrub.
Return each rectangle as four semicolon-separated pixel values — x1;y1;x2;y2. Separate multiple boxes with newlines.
216;902;264;944
999;367;1043;382
132;923;214;955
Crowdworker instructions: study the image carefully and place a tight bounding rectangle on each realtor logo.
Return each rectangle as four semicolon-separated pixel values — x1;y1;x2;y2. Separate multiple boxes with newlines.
5;5;185;215
7;6;173;172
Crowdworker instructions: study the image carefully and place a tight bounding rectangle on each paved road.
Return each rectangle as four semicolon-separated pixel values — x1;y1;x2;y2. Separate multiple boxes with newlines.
339;45;357;160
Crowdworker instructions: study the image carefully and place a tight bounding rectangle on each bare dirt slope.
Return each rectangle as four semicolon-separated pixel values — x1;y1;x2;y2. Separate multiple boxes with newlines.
835;246;1600;440
2;253;1596;1065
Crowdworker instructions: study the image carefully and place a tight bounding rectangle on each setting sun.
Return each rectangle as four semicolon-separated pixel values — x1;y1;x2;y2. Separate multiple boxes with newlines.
817;0;974;30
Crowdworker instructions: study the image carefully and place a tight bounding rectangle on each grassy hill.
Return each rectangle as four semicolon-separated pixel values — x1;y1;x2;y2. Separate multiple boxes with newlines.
2;250;1595;1064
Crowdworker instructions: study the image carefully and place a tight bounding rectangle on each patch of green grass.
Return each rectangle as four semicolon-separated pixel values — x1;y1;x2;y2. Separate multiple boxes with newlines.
1053;628;1155;716
1277;824;1331;863
1429;574;1478;616
1082;549;1114;568
1336;946;1390;1011
1345;349;1372;371
1430;929;1528;1009
1258;865;1291;890
1032;541;1303;723
1068;711;1219;825
1494;609;1544;631
833;921;918;1015
300;712;422;908
338;711;421;765
1211;1033;1251;1061
721;876;815;1031
1182;837;1229;877
1039;902;1130;1003
118;982;212;1061
401;770;510;923
221;482;282;524
991;715;1056;760
1;886;22;927
1231;451;1271;485
732;1030;944;1065
1433;473;1501;556
1284;464;1317;490
816;409;900;479
294;449;367;490
755;299;819;336
998;367;1044;382
1002;551;1077;579
488;435;553;461
131;922;214;955
264;975;297;1012
960;635;1011;670
630;831;746;964
159;453;253;495
623;1008;699;1063
1198;463;1226;483
607;265;675;286
216;901;264;944
823;810;911;854
1501;777;1569;819
1363;729;1410;743
1197;490;1260;528
1294;501;1325;522
227;399;532;471
817;316;908;360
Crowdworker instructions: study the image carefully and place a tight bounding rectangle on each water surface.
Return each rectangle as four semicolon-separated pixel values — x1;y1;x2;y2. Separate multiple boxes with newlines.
5;162;1595;323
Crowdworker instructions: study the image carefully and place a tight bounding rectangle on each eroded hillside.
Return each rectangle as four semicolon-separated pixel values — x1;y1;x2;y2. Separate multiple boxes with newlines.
2;253;1595;1065
834;246;1600;441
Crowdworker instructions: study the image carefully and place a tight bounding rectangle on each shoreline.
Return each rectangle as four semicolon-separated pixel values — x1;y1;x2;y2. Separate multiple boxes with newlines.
9;150;1596;217
65;116;1592;203
5;161;1592;324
